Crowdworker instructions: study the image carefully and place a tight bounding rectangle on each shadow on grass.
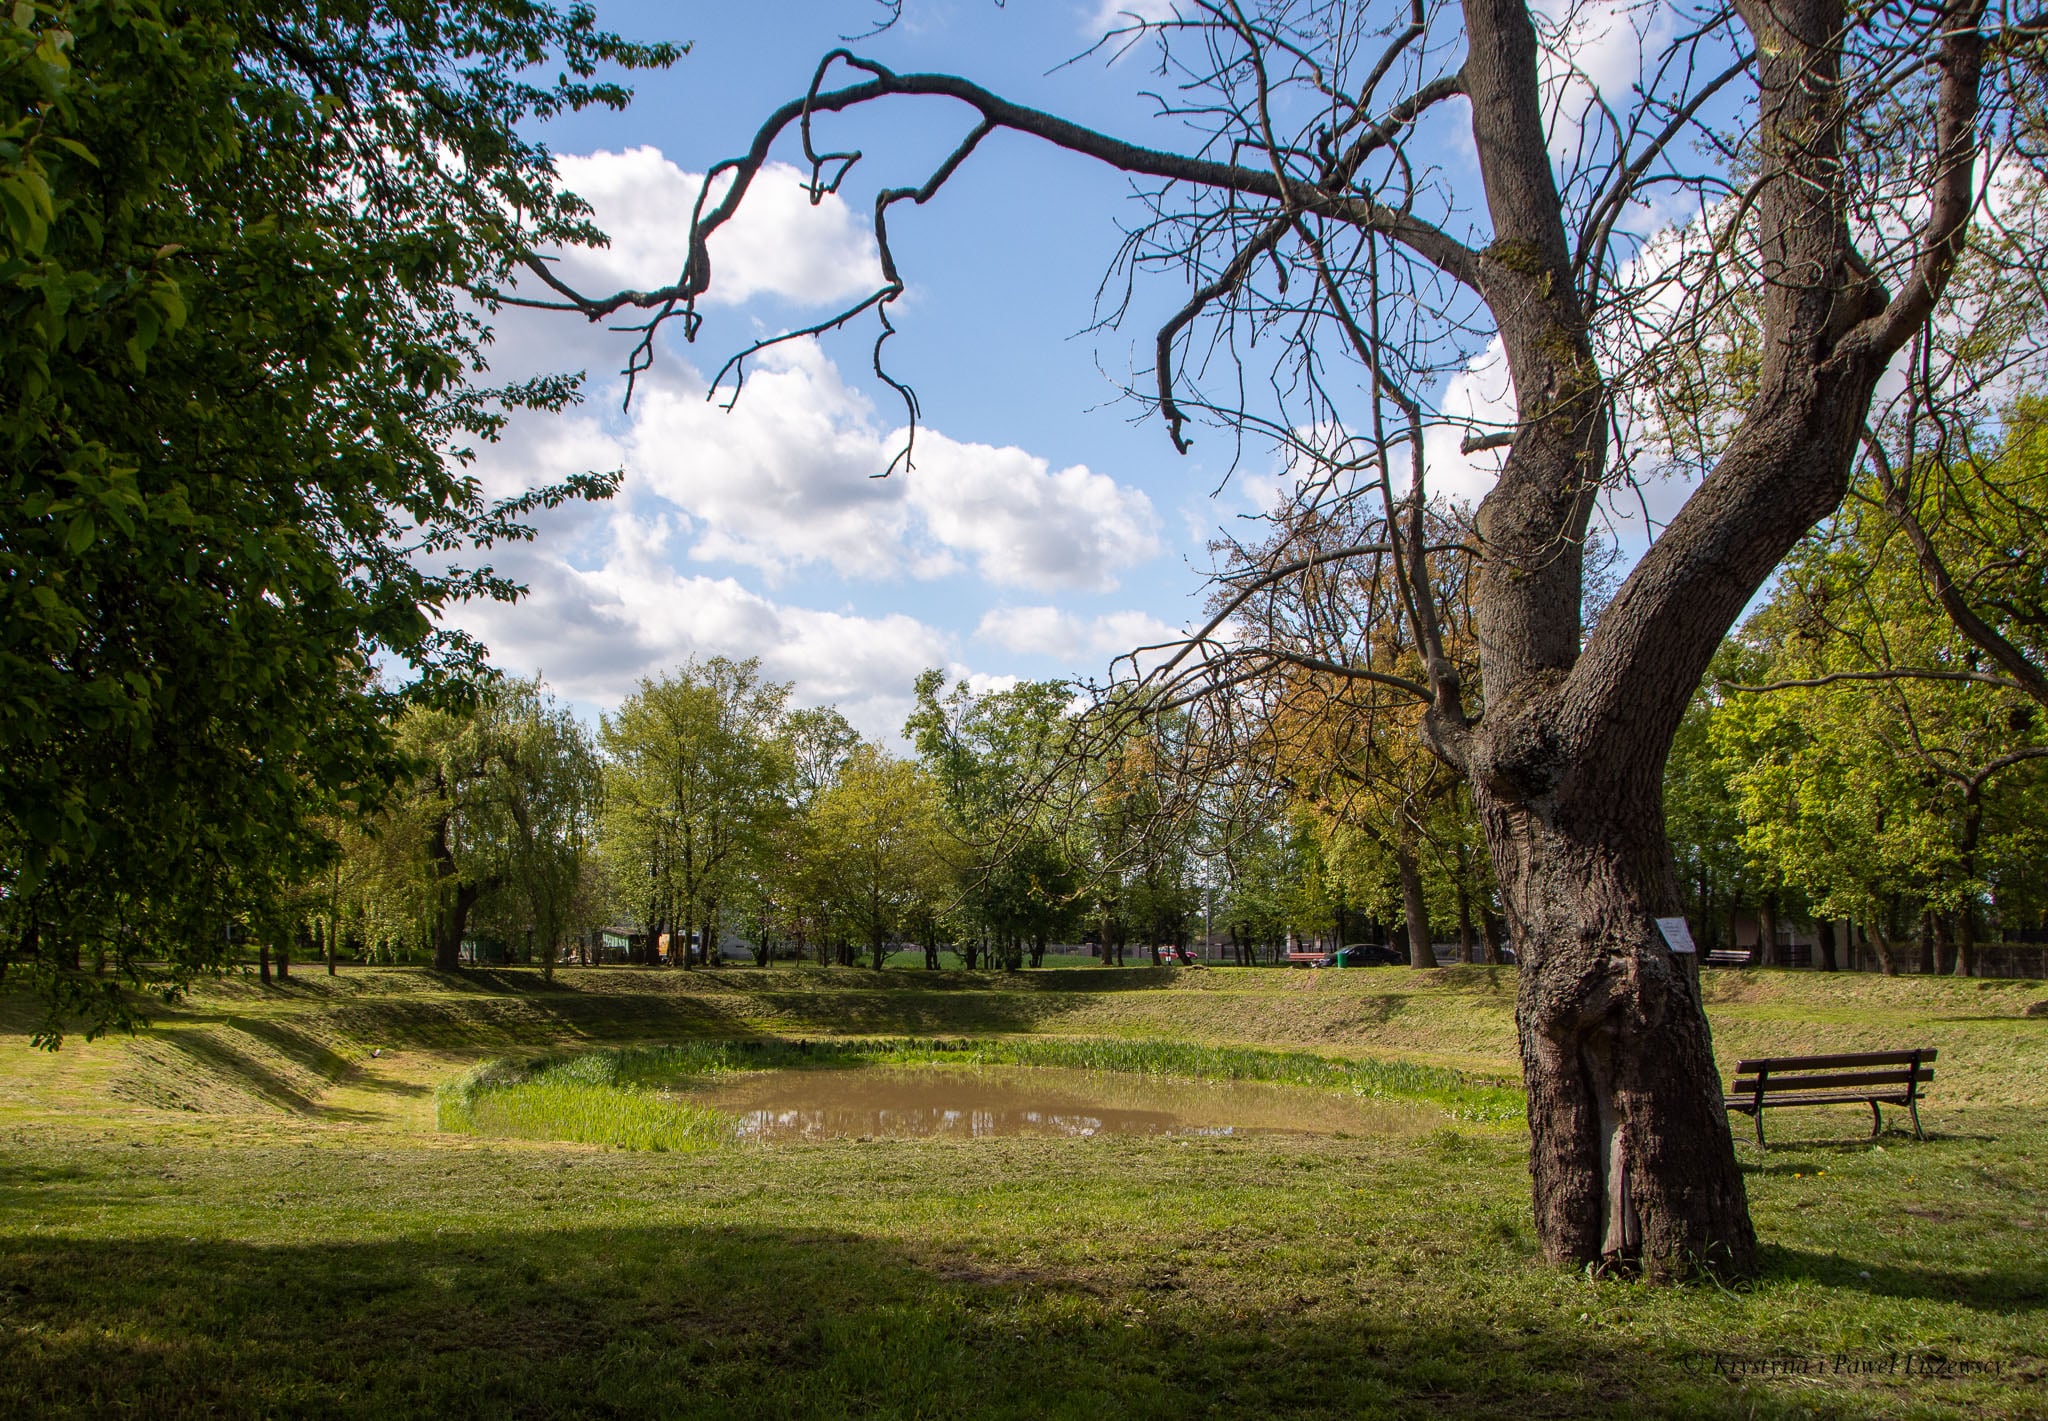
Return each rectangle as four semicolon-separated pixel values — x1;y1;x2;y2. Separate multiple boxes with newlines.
1765;1244;2048;1313
326;987;773;1054
0;1223;1790;1421
152;1031;323;1113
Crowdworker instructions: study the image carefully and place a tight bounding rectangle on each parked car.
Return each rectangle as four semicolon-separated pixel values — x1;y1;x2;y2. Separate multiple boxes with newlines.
1311;943;1406;968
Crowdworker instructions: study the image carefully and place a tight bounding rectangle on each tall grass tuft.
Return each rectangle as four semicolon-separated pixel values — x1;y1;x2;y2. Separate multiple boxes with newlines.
437;1059;732;1151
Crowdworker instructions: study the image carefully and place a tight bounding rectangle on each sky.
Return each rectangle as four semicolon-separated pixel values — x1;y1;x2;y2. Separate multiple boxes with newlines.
449;0;1673;743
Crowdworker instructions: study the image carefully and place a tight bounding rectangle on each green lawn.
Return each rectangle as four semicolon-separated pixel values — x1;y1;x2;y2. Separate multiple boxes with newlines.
2;963;2045;1418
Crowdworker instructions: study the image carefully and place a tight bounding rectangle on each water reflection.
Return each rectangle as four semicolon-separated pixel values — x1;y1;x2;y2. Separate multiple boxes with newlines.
683;1066;1429;1143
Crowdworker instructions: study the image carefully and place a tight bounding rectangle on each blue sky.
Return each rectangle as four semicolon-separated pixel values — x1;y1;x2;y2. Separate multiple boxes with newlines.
450;0;1549;740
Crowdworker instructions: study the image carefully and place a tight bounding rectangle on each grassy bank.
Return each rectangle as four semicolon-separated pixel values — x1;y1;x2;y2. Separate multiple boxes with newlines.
3;964;2046;1417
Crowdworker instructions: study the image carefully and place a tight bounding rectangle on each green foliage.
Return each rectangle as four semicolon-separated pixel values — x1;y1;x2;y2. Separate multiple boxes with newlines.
803;744;956;969
908;671;1088;966
437;1055;730;1151
0;0;677;1036
600;657;795;963
1673;455;2048;962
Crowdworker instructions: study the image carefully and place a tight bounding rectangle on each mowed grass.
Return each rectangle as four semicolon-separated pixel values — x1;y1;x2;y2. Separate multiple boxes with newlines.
2;963;2046;1418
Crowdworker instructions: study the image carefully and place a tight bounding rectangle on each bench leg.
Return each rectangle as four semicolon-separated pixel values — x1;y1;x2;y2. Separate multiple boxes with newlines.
1909;1097;1924;1141
1869;1100;1882;1137
1754;1109;1765;1149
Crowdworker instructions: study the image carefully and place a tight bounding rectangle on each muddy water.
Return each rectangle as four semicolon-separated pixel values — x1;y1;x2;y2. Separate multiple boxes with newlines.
681;1065;1434;1142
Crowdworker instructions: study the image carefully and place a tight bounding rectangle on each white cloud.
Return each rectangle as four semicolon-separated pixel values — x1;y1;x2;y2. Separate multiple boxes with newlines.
1421;338;1515;506
623;344;911;580
619;343;1161;591
906;431;1161;592
451;512;955;741
976;605;1181;661
549;149;884;309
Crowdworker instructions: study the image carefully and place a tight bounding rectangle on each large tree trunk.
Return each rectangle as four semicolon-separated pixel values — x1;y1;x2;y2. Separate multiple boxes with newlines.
1474;775;1756;1277
1396;835;1435;969
1456;879;1477;964
1440;0;1971;1276
433;881;482;972
1757;894;1780;969
1815;917;1838;972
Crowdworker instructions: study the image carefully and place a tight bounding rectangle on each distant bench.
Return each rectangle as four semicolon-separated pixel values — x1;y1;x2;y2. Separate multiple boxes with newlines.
1724;1049;1936;1148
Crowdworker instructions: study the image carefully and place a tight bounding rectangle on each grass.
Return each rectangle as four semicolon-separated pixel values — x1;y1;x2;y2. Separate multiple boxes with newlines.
3;962;2046;1417
436;1055;734;1151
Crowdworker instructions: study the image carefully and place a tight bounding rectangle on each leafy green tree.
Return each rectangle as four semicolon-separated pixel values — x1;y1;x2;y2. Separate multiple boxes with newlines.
907;672;1083;969
600;658;792;967
339;679;599;972
802;745;953;971
0;0;675;1036
470;684;603;979
1714;499;2048;976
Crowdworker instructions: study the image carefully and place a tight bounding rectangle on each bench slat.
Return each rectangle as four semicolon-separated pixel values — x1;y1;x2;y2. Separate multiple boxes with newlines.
1732;1068;1933;1094
1734;1049;1936;1073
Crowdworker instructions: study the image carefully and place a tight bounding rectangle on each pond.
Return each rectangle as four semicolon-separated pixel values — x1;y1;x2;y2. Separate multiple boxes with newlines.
680;1065;1436;1142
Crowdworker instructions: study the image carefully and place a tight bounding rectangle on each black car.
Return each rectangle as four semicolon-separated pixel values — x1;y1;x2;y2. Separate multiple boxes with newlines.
1311;943;1406;968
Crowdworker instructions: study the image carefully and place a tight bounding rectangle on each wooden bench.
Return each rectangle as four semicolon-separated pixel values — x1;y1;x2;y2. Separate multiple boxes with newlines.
1724;1049;1936;1147
1705;947;1752;968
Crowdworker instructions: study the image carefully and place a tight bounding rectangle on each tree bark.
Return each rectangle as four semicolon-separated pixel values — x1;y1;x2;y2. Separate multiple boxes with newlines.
1481;912;1507;967
1456;879;1478;964
1396;834;1435;969
1473;774;1756;1277
1815;918;1838;973
1758;895;1780;970
258;942;271;986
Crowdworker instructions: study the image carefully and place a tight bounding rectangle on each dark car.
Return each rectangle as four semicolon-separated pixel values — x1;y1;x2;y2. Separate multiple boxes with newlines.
1311;943;1405;968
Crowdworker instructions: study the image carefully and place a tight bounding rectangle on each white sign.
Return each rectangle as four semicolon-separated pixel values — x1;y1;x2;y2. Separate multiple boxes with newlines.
1655;917;1697;954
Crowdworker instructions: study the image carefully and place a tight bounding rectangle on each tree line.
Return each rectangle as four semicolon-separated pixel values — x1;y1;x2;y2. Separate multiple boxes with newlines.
292;390;2048;981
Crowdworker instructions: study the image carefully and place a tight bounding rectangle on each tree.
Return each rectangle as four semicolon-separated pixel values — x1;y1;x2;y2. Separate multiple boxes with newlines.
907;672;1084;969
1716;490;2048;975
338;679;598;972
1;1;675;1036
803;745;953;971
474;684;603;979
600;658;793;967
521;2;2043;1274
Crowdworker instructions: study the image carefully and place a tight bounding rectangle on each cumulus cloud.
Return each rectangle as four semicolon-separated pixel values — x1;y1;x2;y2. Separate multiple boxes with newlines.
976;606;1182;661
452;513;955;741
549;149;884;309
1421;339;1515;506
905;431;1161;592
619;343;1161;590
